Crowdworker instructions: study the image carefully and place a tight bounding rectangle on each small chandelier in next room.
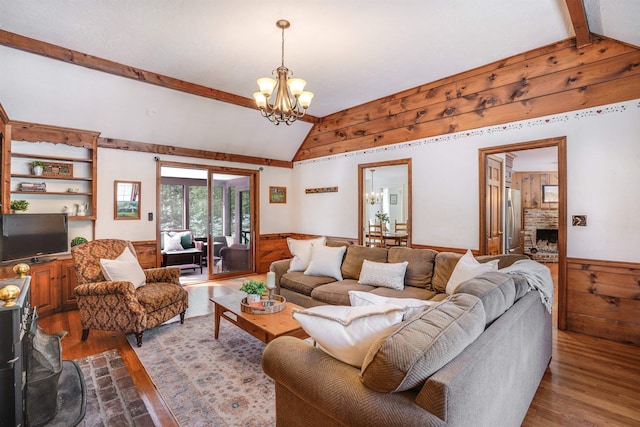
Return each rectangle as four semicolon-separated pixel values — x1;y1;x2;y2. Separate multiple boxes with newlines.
253;19;314;126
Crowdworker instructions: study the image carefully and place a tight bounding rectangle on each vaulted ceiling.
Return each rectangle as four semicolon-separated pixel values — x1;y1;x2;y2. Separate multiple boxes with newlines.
0;0;638;163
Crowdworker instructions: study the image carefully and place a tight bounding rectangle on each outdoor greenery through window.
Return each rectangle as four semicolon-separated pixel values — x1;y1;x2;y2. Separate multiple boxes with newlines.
160;182;207;238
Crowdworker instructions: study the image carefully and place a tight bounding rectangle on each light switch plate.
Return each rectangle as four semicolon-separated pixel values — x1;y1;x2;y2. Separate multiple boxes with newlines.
572;215;587;226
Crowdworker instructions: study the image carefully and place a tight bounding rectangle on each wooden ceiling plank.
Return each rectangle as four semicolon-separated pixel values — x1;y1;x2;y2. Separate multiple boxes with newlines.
0;29;320;125
97;137;293;169
566;0;592;48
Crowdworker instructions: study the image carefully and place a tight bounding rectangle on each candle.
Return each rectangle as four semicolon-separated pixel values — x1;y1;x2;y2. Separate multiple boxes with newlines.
267;271;276;289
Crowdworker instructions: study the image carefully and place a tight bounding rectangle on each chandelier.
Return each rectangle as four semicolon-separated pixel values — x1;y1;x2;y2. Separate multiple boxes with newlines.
365;169;382;205
253;20;314;126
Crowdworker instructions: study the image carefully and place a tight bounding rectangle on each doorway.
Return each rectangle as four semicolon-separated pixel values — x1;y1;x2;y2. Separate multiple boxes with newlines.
157;161;258;279
479;137;567;330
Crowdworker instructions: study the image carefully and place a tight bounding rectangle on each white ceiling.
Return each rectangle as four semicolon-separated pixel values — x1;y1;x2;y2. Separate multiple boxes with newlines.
1;1;638;162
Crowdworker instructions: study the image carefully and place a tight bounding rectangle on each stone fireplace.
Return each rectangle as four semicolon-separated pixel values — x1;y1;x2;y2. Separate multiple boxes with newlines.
524;208;559;262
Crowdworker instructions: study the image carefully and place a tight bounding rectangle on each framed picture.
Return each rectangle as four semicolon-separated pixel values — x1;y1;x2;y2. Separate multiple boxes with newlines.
542;185;558;203
114;180;141;219
269;186;286;203
389;194;398;205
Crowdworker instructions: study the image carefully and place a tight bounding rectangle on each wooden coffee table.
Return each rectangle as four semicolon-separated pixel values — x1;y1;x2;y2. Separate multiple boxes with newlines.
210;287;308;344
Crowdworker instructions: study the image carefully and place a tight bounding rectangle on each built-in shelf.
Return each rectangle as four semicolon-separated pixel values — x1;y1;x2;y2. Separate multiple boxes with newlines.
11;153;93;163
10;191;92;196
11;174;93;181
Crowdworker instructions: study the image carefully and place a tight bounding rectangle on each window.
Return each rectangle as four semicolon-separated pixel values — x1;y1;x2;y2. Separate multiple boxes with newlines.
160;178;207;237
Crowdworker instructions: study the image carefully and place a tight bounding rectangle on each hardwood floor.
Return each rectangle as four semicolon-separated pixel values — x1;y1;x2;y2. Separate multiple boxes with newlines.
38;268;640;426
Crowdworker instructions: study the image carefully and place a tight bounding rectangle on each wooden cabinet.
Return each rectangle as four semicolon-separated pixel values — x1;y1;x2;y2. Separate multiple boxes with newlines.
60;258;79;310
29;261;61;318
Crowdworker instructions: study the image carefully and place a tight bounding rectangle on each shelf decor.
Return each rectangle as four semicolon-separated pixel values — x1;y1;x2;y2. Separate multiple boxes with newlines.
305;186;338;194
42;162;73;177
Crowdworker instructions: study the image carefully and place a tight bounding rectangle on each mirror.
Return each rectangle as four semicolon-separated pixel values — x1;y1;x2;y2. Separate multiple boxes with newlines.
114;180;141;220
358;159;411;246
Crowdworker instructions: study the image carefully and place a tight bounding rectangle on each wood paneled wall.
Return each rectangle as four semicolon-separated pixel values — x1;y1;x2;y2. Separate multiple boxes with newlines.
295;36;640;161
131;240;158;270
511;171;559;209
567;258;640;345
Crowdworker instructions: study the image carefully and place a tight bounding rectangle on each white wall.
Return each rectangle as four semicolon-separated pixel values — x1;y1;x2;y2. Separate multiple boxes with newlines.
291;99;640;263
96;148;295;240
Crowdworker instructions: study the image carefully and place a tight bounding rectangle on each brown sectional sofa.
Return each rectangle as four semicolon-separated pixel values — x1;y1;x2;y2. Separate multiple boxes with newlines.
269;243;527;308
264;243;552;426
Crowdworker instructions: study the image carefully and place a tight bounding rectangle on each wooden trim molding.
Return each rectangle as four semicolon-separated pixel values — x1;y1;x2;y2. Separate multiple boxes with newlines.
0;29;320;125
98;137;293;169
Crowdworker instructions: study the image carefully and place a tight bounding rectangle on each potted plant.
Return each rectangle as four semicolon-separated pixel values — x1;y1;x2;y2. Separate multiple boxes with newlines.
70;237;88;247
10;200;29;213
30;161;45;176
240;280;266;304
375;211;390;231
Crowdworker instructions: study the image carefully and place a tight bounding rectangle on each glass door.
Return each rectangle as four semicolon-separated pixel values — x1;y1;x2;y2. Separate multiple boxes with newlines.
209;171;255;277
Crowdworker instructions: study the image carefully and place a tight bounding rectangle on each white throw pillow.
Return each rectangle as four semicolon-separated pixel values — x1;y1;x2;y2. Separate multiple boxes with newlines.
445;249;499;295
292;304;405;367
287;236;327;271
100;246;146;289
303;244;346;281
164;233;184;252
358;259;409;290
348;290;433;320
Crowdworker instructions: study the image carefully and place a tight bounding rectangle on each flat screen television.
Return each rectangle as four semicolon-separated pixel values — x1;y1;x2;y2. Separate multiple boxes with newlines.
0;213;69;263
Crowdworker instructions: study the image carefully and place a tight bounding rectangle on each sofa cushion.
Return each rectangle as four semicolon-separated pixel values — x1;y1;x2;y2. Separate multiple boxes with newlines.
341;246;388;280
280;272;335;297
360;293;486;393
304;244;347;281
368;286;438;301
292;304;405;368
445;250;499;295
387;247;437;290
349;290;434;320
178;231;194;249
311;280;376;306
163;233;184;252
455;271;516;325
287;236;326;272
357;259;408;290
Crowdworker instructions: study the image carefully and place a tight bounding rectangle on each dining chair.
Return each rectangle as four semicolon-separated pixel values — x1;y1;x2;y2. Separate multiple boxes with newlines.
367;223;385;248
394;220;409;246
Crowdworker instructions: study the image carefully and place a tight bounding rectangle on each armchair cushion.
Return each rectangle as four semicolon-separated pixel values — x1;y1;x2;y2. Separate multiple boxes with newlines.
100;246;146;288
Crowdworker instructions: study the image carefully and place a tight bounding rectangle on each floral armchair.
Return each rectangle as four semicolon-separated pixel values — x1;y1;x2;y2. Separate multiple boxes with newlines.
71;239;189;346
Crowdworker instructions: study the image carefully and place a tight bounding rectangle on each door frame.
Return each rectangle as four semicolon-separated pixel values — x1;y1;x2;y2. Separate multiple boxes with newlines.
156;160;260;278
478;136;567;330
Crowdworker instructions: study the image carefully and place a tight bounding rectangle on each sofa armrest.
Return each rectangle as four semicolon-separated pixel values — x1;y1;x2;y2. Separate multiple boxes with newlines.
144;267;181;285
262;336;444;427
75;280;135;296
269;259;291;293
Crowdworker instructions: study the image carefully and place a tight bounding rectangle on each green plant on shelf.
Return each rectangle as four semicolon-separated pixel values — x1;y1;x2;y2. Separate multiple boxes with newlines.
29;160;45;167
10;200;29;211
239;280;266;295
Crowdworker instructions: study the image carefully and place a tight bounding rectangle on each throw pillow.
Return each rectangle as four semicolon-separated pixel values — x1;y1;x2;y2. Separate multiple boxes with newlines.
357;259;408;290
304;244;347;281
179;231;194;249
292;304;405;368
348;290;433;320
445;249;499;295
287;236;327;272
100;246;146;289
164;233;184;252
360;293;486;393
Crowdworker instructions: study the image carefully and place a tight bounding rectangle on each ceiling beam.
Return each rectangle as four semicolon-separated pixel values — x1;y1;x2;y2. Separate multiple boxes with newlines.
565;0;592;48
97;137;293;169
0;29;320;125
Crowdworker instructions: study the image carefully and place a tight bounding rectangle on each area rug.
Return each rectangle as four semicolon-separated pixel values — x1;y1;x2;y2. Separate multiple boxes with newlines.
74;349;153;426
127;314;275;426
